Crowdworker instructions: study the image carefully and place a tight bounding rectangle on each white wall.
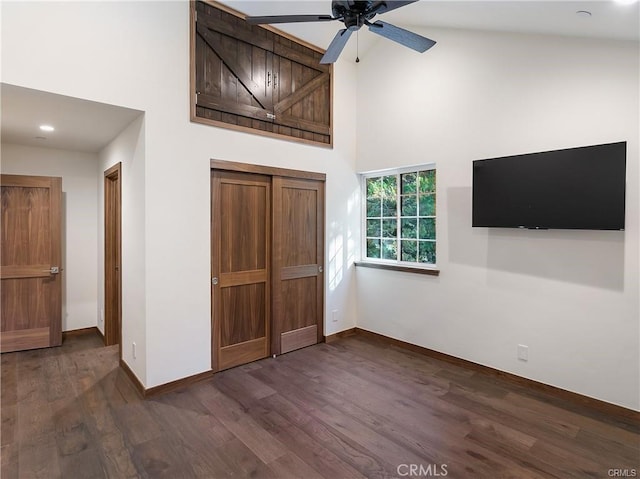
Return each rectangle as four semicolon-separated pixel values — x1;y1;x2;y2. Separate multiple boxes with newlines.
0;143;99;332
1;0;359;388
98;116;147;384
356;29;639;410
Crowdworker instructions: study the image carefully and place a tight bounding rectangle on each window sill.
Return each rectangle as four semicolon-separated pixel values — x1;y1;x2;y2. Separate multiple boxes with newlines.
354;261;440;276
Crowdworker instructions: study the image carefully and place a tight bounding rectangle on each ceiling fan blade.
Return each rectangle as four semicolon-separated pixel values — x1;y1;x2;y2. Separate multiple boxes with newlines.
369;1;419;15
368;20;436;53
245;14;335;25
320;28;353;64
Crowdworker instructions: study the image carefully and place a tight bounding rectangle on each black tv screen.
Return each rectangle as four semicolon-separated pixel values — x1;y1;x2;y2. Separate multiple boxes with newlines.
472;142;626;230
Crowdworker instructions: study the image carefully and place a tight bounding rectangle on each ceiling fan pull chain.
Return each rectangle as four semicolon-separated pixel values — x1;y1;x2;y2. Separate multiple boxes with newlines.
356;30;360;63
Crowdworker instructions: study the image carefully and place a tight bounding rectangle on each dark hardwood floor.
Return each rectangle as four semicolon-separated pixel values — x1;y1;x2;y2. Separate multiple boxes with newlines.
1;332;638;478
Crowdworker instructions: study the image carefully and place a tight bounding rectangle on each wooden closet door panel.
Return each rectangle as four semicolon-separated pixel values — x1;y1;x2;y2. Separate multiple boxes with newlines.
1;175;62;352
211;171;271;371
272;177;324;355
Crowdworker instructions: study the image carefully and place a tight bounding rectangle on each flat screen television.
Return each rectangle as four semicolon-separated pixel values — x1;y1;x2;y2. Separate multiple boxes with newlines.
472;141;626;230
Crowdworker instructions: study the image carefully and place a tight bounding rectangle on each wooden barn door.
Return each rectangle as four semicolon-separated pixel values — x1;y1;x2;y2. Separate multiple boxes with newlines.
272;177;324;355
211;171;271;371
195;5;276;126
1;174;62;352
193;1;332;145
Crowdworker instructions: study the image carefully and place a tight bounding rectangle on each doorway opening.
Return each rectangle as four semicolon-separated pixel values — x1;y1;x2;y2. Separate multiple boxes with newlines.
104;163;122;353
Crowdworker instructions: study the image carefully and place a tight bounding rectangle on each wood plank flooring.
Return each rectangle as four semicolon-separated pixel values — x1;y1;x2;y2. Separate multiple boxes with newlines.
1;332;638;478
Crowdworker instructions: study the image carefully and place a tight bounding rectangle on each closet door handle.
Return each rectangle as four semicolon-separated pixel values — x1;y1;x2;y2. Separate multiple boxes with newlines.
212;277;219;285
318;266;323;273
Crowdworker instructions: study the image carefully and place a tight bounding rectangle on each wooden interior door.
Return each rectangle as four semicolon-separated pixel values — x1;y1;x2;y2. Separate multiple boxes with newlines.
272;177;324;355
104;164;121;347
1;174;62;353
211;171;271;371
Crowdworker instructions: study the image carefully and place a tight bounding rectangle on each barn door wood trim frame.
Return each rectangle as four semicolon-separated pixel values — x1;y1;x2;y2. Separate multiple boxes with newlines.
191;1;333;148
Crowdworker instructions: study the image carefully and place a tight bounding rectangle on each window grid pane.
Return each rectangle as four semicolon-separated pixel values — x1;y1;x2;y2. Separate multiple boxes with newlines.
367;219;381;237
366;177;381;197
401;240;418;262
367;238;381;258
418;240;436;264
401;172;417;194
381;239;397;260
401;218;417;239
401;195;417;216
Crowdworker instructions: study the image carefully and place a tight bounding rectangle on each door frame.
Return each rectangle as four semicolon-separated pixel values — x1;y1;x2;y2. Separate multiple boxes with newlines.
104;163;122;355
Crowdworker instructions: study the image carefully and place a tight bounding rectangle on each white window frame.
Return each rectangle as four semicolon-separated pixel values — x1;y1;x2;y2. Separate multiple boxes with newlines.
360;163;437;270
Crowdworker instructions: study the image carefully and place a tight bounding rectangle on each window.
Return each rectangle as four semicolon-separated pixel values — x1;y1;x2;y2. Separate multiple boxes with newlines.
363;166;436;267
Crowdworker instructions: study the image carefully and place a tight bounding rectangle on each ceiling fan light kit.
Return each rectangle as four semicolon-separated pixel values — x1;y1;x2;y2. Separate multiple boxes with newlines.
246;0;436;64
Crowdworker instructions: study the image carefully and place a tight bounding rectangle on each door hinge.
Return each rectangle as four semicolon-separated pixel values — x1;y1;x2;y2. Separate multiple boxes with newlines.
266;112;276;120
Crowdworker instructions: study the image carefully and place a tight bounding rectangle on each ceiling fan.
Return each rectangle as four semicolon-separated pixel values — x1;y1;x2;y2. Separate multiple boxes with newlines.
245;0;436;64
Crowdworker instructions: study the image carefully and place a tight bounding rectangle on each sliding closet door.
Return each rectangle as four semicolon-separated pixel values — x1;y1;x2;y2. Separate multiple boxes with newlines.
272;177;324;355
211;171;271;371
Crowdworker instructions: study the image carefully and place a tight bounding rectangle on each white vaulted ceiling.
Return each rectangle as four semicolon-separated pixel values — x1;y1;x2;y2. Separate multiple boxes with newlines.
219;1;638;71
222;0;639;44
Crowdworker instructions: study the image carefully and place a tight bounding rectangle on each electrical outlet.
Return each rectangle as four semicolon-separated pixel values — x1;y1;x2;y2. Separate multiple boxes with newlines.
517;344;529;361
132;342;137;359
332;310;338;323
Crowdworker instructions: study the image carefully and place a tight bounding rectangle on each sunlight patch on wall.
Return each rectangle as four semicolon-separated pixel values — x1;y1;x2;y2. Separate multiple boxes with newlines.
329;227;344;291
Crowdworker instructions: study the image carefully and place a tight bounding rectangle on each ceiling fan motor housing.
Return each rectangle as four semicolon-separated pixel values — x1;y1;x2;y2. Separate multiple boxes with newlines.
332;0;379;30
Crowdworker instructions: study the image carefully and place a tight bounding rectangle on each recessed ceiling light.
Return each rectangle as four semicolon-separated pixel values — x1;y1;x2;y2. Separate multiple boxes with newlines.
39;124;55;132
613;0;638;5
576;10;592;17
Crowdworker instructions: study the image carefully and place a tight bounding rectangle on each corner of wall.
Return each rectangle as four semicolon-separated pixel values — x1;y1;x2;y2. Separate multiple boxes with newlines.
98;113;147;386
